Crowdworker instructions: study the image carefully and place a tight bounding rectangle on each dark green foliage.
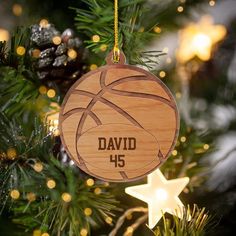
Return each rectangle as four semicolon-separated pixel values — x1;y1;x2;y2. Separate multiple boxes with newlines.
0;66;40;118
161;121;212;192
73;0;163;67
73;0;208;68
0;28;118;235
0;111;119;235
154;205;214;236
0;27;41;119
0;0;220;235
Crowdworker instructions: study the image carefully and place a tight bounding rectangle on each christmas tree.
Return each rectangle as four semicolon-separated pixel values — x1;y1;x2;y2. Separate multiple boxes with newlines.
0;0;235;235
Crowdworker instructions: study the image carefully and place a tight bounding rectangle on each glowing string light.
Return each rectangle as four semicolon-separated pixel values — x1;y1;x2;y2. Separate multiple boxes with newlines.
177;16;226;63
90;64;98;71
80;228;88;236
125;169;189;228
92;35;100;43
61;192;72;202
16;46;26;56
0;28;9;41
10;189;20;200
12;4;22;16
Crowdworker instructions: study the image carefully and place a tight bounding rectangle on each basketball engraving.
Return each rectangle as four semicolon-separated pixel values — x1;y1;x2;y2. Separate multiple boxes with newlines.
59;64;179;182
77;123;160;180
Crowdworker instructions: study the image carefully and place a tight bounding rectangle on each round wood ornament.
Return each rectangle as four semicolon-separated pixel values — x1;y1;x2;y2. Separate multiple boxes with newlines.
59;51;179;182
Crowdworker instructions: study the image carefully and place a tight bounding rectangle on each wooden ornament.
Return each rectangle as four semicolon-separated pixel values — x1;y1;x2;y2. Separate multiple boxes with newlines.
59;52;179;182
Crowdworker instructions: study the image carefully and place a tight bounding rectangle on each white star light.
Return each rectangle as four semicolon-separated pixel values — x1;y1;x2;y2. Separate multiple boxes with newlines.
125;169;189;228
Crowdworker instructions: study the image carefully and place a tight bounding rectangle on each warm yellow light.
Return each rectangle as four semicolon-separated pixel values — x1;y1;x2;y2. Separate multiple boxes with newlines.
0;152;6;160
159;71;166;78
125;169;189;228
49;124;59;134
10;189;20;199
90;64;98;71
61;192;72;202
92;35;100;43
39;85;47;94
33;162;43;172
193;33;212;60
52;36;61;45
53;129;60;136
94;187;102;195
0;28;9;41
40;19;49;28
46;103;60;136
203;144;209;150
27;192;36;202
47;179;56;189
32;49;41;58
84;208;92;216
41;233;50;236
126;213;132;220
53;119;59;126
172;150;178;156
177;6;184;12
154;26;162;33
86;178;94;187
177;16;227;63
138;27;145;32
193;33;211;49
155;188;168;201
176;92;182;99
16;46;26;56
180;136;186;142
7;148;17;160
80;228;88;236
209;0;215;6
67;49;77;59
48;119;59;130
12;4;23;16
126;226;133;233
100;44;108;52
104;182;110;187
47;89;56;98
105;216;113;224
33;230;41;236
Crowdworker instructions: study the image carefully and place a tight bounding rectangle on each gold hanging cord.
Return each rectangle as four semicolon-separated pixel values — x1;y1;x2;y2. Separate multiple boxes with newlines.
113;0;120;62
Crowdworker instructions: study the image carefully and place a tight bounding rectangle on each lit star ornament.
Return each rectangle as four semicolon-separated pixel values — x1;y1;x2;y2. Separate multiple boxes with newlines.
125;169;189;228
177;15;226;63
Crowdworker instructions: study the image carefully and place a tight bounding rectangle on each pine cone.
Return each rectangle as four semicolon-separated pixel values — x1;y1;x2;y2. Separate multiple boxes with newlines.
30;23;87;86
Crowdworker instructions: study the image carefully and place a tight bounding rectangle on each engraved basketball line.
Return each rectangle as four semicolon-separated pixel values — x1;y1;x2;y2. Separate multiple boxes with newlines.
60;66;178;181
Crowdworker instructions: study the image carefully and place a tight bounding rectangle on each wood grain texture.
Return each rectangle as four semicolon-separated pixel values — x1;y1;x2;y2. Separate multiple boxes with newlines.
59;64;179;182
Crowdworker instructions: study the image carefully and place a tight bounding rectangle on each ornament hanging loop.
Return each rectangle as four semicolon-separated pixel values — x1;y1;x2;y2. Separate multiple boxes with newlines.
113;46;120;63
113;0;120;63
106;50;126;65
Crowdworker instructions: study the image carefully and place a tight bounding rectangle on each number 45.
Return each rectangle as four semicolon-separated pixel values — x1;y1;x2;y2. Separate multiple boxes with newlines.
110;154;125;167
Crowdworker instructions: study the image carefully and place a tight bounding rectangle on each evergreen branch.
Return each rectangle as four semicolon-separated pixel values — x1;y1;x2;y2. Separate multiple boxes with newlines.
0;112;119;235
124;213;148;236
73;0;160;67
0;41;8;64
73;0;208;68
160;121;211;191
0;34;51;118
110;205;213;236
154;205;214;236
109;207;148;236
